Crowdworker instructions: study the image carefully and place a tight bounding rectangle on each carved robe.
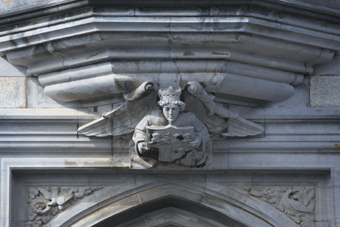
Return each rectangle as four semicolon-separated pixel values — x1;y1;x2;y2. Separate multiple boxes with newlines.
133;110;210;166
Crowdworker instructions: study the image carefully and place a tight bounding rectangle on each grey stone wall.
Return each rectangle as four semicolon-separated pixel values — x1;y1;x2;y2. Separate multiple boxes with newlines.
0;1;340;227
310;75;340;107
0;76;26;108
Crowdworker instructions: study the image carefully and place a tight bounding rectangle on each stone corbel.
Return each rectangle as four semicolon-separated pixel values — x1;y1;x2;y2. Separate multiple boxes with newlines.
1;1;340;169
1;4;339;107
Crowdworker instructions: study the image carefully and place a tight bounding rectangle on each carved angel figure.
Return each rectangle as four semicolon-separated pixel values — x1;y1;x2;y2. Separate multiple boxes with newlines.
78;80;264;168
133;86;210;166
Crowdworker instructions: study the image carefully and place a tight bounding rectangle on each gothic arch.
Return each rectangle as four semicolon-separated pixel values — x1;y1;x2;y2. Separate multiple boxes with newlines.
47;182;299;227
110;207;232;227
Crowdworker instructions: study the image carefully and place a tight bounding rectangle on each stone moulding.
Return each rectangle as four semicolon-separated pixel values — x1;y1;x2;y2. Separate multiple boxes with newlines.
27;182;299;227
114;207;230;227
38;60;299;104
0;1;339;226
1;155;338;227
24;183;317;227
1;107;340;154
1;1;340;23
0;4;339;106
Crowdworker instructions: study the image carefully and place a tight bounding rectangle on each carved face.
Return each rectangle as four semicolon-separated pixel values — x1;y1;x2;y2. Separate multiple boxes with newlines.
162;103;180;123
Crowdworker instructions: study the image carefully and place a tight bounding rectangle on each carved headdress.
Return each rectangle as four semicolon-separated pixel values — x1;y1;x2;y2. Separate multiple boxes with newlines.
158;86;186;111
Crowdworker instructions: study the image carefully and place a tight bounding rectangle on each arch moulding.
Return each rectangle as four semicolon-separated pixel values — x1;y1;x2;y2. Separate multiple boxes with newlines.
48;182;298;227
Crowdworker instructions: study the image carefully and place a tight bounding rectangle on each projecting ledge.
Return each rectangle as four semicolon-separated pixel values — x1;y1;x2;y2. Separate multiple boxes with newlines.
0;108;97;120
241;107;340;121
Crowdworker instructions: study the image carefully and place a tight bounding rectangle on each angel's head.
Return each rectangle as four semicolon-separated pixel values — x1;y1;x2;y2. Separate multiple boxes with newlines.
158;86;186;123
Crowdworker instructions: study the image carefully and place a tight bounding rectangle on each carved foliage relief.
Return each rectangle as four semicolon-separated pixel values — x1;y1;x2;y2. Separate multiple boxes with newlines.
26;186;102;227
244;186;316;227
25;185;317;227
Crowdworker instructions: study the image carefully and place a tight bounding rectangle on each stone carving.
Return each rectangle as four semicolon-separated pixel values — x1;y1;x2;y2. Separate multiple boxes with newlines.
244;186;316;227
78;81;264;167
26;186;102;227
132;86;210;166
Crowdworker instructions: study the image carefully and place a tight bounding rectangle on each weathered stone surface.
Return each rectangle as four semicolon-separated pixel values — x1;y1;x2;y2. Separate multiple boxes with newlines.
27;77;79;108
78;82;264;168
314;54;340;75
310;75;340;107
267;76;310;108
0;0;74;16
8;172;330;227
0;57;26;77
2;3;339;105
0;1;340;227
0;76;26;108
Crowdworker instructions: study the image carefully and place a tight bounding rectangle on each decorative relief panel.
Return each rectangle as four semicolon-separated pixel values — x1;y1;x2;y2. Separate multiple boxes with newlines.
244;186;316;227
26;186;103;227
78;81;264;168
25;184;317;227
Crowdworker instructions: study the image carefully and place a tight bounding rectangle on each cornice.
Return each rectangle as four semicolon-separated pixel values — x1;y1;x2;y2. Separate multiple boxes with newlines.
1;0;340;22
0;107;339;155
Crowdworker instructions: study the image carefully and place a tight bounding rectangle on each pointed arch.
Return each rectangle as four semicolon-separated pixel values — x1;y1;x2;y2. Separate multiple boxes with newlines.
113;207;230;227
47;182;299;227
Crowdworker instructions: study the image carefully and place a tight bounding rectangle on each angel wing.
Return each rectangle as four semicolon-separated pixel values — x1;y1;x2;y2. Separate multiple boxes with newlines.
222;117;264;137
78;81;158;137
183;92;227;134
77;102;141;137
184;81;264;137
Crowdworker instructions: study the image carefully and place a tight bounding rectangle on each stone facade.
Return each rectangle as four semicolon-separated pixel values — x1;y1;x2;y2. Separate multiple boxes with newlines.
0;0;340;226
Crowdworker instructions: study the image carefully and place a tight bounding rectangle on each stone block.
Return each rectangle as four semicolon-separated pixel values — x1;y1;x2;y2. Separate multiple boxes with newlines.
0;57;27;77
27;77;79;108
0;77;26;108
310;75;340;107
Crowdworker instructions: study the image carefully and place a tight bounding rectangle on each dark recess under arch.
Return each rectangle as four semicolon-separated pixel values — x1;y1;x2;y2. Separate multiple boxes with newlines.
93;196;249;227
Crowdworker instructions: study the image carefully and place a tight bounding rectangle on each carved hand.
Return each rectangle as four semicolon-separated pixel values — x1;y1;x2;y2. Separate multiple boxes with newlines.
189;136;202;148
138;142;148;153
